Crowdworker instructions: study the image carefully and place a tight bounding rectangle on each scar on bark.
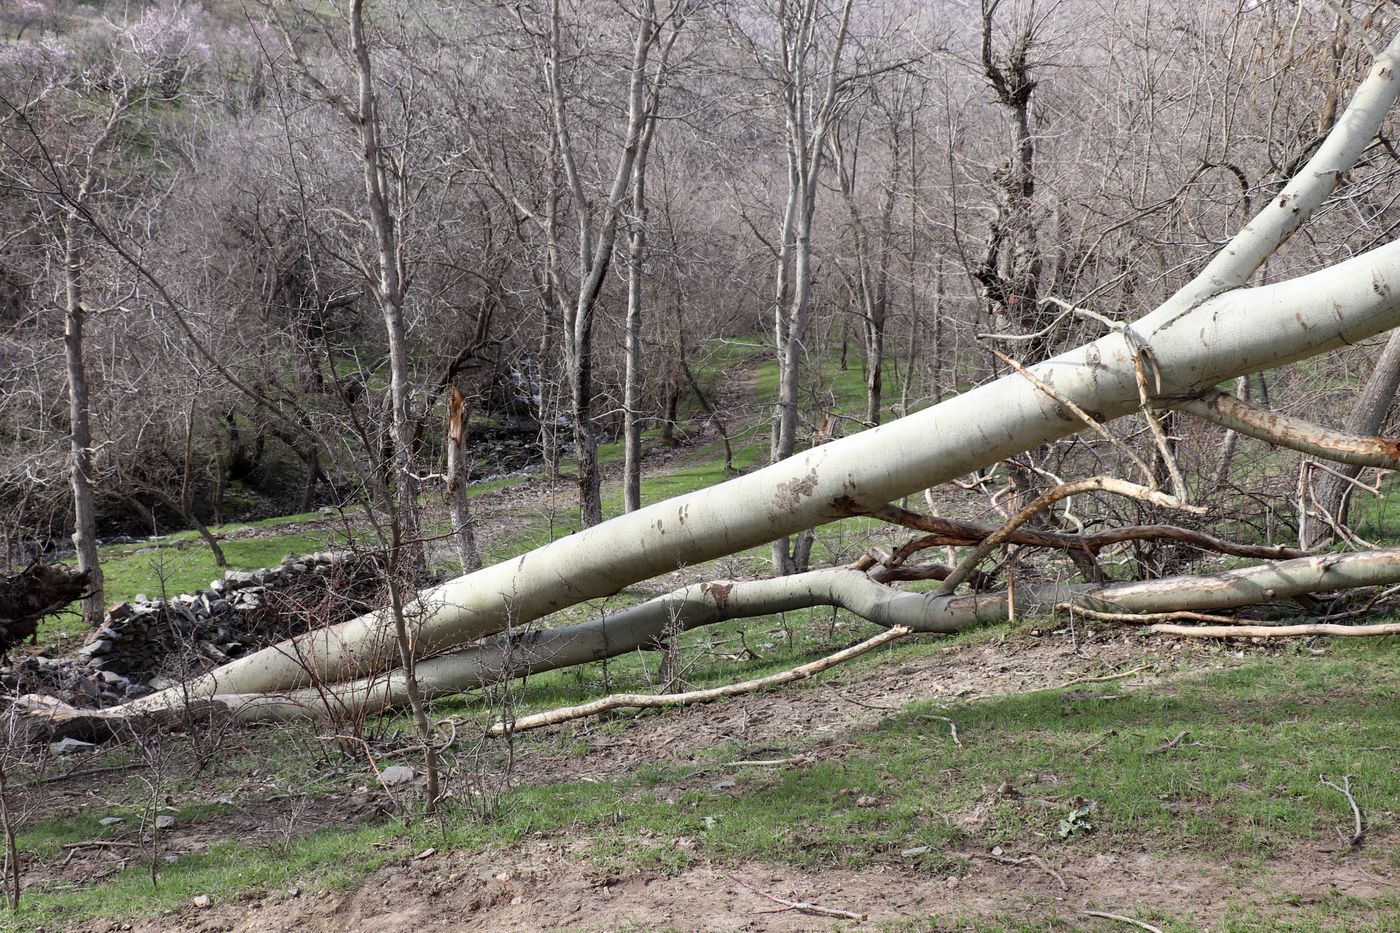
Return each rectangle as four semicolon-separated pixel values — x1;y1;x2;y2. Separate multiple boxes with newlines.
702;581;732;612
773;469;819;513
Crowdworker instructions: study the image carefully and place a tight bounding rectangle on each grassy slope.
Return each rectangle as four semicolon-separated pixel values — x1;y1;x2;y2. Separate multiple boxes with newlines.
12;344;1400;930
9;636;1398;931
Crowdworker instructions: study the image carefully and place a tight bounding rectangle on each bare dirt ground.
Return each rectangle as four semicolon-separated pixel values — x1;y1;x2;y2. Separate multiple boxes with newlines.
99;832;1395;933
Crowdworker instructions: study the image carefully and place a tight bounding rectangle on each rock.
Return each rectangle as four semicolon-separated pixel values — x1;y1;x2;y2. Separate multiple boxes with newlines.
77;639;112;658
99;670;129;686
155;814;176;830
192;894;210;909
50;738;96;756
379;765;415;787
901;846;930;858
99;817;125;827
712;780;736;790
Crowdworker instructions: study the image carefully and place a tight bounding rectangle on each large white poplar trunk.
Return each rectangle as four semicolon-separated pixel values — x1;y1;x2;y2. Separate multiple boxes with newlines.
119;233;1400;708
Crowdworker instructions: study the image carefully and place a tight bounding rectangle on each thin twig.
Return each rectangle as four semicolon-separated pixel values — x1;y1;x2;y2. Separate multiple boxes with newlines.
726;873;865;921
976;851;1067;890
491;627;912;735
1146;730;1189;756
1053;664;1150;690
24;762;143;788
1320;775;1365;847
926;715;962;747
1151;622;1400;639
1082;909;1165;933
1057;604;1240;626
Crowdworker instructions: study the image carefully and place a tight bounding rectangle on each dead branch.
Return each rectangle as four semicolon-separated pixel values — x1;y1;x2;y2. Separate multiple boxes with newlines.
1150;622;1400;638
1081;910;1166;933
935;476;1199;596
1056;604;1241;625
1052;664;1150;690
977;851;1067;891
488;626;912;735
1146;730;1189;756
867;503;1302;563
1320;775;1365;847
726;873;865;922
1168;388;1400;470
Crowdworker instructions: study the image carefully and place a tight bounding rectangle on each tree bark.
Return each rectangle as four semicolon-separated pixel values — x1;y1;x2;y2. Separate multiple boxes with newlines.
348;0;423;569
62;223;103;626
446;385;482;573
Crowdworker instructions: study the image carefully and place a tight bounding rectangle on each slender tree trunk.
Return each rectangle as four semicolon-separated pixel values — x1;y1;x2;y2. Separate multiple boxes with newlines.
349;0;423;570
62;224;103;625
571;344;603;528
1210;374;1250;493
623;113;660;513
446;386;482;573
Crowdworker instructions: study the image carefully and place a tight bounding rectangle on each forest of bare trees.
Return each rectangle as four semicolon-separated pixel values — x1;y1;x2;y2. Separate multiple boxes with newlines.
3;0;1393;583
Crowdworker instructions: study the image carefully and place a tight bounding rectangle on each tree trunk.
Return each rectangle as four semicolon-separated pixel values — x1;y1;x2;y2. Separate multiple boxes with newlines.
348;0;423;571
623;112;660;513
446;385;482;573
62;224;103;626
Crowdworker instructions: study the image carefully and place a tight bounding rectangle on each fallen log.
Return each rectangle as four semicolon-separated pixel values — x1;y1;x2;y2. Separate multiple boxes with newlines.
24;548;1400;735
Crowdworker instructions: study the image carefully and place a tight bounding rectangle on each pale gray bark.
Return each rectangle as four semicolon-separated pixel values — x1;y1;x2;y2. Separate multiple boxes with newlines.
347;0;423;566
622;52;667;513
62;223;102;626
757;0;855;575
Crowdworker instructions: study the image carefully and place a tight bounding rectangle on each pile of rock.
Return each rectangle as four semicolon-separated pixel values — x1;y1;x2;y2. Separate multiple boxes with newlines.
5;551;388;707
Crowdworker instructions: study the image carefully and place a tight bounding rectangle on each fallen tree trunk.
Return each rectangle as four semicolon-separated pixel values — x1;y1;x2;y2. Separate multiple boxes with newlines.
108;234;1400;708
28;547;1400;734
32;29;1400;715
